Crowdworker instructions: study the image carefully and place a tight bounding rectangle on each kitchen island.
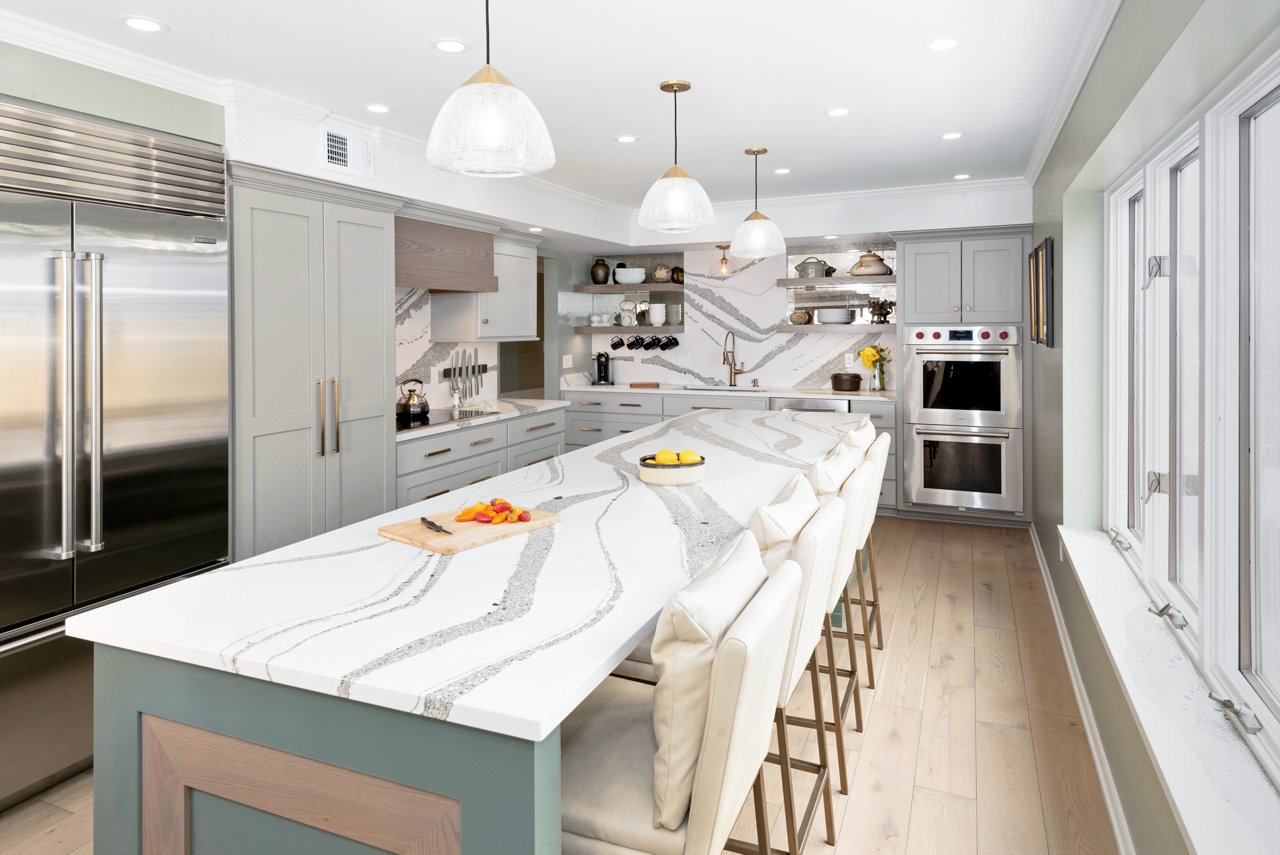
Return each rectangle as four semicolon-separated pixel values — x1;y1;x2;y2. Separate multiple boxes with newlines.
68;409;870;854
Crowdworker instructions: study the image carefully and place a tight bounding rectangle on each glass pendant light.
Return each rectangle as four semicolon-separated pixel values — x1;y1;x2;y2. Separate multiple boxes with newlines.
729;147;786;259
638;81;714;233
426;0;555;177
708;244;733;280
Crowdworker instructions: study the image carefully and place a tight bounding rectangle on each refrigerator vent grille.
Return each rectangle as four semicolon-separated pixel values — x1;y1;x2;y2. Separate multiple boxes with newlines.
0;99;225;217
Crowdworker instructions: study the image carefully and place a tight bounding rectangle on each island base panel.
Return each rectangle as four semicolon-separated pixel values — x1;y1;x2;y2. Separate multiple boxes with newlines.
93;645;560;854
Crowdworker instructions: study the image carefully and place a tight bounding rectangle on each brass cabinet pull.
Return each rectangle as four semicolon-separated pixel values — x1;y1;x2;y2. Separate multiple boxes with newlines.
331;377;341;453
468;475;493;485
525;422;556;432
423;489;449;500
529;456;554;465
317;379;325;456
618;402;642;408
470;436;495;446
580;427;603;432
577;400;602;406
694;406;729;410
426;447;452;458
619;430;632;434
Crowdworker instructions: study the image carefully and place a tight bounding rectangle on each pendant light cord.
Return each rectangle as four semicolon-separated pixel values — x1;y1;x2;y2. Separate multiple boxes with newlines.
753;152;759;210
485;0;491;65
672;89;679;165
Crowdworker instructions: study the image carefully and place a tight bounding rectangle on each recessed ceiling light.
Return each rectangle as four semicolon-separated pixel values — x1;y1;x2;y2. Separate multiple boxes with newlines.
823;235;840;240
434;39;470;53
954;173;971;180
827;107;850;118
928;38;960;51
941;132;962;140
774;168;791;175
528;227;543;232
365;103;392;114
121;16;167;33
615;135;638;143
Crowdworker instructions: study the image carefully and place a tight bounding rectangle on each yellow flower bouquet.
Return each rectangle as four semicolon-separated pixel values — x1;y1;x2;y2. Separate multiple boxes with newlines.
858;345;891;390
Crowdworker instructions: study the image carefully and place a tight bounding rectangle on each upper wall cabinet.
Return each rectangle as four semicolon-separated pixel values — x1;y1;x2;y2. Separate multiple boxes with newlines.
897;230;1028;325
394;217;498;293
430;235;540;342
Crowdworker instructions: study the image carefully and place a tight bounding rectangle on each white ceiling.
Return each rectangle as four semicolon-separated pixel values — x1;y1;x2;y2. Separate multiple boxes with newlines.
1;0;1114;207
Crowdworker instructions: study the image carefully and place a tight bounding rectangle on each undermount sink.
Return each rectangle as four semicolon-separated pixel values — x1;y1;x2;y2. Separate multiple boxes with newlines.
682;385;770;393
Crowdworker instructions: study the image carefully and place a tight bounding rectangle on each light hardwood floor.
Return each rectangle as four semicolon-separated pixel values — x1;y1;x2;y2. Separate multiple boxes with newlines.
0;520;1119;855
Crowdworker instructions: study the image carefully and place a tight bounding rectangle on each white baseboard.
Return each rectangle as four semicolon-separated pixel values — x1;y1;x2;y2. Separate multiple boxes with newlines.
1028;523;1136;855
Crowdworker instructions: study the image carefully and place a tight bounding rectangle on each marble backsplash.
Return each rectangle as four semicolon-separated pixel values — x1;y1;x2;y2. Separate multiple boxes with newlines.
396;289;499;406
586;249;897;390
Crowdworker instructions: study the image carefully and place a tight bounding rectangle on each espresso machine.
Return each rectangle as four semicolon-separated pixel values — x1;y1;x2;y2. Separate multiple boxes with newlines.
593;352;613;385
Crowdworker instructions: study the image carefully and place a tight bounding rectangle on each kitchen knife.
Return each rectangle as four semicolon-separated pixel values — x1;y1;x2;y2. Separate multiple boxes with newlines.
420;516;453;536
473;347;480;398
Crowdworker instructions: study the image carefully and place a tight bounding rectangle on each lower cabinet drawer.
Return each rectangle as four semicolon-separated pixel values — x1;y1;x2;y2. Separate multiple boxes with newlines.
507;433;564;471
878;478;898;508
565;392;663;416
662;394;769;417
396;421;508;476
396;450;505;508
506;410;566;445
566;412;662;446
853;400;897;430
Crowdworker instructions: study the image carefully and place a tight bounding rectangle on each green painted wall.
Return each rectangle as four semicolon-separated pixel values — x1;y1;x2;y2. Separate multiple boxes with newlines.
0;42;223;143
1032;0;1280;851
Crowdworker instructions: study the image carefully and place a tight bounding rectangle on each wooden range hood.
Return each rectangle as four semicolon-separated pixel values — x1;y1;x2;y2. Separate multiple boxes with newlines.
395;216;499;293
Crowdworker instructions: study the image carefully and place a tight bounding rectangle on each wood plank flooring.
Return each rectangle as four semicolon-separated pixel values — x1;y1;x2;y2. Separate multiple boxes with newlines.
0;520;1119;855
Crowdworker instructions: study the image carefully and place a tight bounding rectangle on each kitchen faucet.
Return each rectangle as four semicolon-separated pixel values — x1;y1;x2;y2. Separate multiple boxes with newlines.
722;331;747;387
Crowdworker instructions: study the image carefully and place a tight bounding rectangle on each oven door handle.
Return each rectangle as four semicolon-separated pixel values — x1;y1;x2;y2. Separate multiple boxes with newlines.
912;348;1011;357
914;428;1012;440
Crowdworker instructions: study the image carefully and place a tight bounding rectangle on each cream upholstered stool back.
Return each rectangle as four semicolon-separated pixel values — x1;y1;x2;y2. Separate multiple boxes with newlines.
559;560;802;855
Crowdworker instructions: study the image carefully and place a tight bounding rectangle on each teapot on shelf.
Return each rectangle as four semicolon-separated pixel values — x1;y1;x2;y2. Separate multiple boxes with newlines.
850;251;893;276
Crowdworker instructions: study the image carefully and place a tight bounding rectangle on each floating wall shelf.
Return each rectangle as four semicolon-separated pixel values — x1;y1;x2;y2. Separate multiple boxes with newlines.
573;283;686;294
775;323;896;334
776;274;896;287
573;325;684;335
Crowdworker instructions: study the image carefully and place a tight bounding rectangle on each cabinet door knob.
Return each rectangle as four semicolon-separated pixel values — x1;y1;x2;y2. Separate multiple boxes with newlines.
482;318;490;324
964;305;972;312
951;306;960;312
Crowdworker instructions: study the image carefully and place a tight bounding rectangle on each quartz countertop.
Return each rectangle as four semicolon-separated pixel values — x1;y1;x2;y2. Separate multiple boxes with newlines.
395;398;569;443
66;409;872;741
560;380;896;402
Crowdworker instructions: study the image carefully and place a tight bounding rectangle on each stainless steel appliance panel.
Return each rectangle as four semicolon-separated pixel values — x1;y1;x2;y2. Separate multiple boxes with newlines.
903;424;1024;514
0;191;75;631
768;397;852;413
70;203;228;602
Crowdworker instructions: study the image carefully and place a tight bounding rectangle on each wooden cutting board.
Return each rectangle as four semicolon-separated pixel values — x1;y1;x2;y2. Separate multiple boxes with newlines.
377;508;560;555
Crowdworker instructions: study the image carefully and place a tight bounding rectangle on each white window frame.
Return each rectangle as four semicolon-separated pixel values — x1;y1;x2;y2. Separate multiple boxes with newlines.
1203;46;1280;783
1104;43;1280;787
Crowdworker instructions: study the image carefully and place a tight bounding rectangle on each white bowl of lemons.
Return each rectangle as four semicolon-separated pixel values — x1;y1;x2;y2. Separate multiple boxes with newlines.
638;449;705;486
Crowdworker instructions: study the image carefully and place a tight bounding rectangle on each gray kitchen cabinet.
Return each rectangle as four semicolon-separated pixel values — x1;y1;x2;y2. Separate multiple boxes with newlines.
662;394;769;418
231;175;396;560
506;410;566;444
566;390;663;416
397;450;506;507
430;235;540;341
900;241;962;324
396;421;509;474
507;434;564;471
961;237;1024;323
897;229;1029;325
566;412;662;447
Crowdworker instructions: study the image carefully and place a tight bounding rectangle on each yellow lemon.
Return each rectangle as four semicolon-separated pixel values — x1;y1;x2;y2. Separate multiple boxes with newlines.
654;449;679;465
678;450;702;464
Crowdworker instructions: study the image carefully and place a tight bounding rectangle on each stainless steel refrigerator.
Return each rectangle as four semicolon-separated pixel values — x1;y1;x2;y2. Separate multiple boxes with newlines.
0;99;229;808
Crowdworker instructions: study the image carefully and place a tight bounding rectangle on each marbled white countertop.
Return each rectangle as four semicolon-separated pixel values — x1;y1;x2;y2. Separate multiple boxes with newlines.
67;409;869;741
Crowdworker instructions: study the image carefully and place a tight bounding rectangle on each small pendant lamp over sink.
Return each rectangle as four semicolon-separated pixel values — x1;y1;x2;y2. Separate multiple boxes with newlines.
729;147;786;259
638;81;715;233
708;244;733;280
426;0;555;177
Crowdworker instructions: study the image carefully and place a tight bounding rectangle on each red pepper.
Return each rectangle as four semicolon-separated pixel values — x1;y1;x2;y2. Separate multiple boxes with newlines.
474;511;494;524
518;510;532;523
492;501;512;514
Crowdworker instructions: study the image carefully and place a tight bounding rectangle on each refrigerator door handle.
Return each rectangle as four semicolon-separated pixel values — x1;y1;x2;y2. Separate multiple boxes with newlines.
331;376;340;454
52;251;76;560
81;251;105;552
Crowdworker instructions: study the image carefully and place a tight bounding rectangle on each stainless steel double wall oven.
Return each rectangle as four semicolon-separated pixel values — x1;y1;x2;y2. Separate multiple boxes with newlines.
901;325;1024;514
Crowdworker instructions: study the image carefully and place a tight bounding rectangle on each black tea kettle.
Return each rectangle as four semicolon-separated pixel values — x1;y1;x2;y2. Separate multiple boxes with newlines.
396;379;429;426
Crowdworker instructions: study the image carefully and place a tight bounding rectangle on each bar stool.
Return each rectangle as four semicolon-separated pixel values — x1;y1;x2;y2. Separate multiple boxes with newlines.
834;433;892;685
748;475;844;853
561;558;803;855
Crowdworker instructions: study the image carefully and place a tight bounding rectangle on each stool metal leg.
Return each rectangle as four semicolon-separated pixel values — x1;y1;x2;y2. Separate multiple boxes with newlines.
867;533;884;649
774;708;800;855
821;615;849;794
806;651;837;845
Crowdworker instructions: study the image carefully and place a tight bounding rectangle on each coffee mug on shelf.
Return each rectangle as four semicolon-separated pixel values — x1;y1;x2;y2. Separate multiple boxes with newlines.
659;335;679;351
610;336;625;350
642;335;661;350
626;335;644;350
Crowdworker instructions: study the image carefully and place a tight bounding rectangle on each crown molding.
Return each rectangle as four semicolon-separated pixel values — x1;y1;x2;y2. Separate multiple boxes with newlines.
521;174;635;218
225;81;329;125
397;202;503;234
227;162;405;213
712;175;1032;216
888;223;1032;242
1023;0;1124;186
495;229;543;248
0;9;230;104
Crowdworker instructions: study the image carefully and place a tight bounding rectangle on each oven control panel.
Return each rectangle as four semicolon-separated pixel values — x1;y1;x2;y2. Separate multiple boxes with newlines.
905;325;1019;345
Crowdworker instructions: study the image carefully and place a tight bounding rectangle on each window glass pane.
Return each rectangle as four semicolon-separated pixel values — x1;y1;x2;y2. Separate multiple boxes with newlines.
1128;192;1146;538
1249;98;1280;708
1175;156;1203;601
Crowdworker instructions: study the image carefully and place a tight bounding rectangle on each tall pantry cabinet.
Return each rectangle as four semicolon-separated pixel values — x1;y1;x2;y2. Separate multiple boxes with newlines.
230;167;397;560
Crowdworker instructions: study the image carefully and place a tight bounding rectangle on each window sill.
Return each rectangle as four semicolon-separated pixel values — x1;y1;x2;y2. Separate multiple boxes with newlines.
1057;526;1280;853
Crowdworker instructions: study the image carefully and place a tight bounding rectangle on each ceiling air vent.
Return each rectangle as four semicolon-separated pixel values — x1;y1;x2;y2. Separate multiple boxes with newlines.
319;126;374;178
